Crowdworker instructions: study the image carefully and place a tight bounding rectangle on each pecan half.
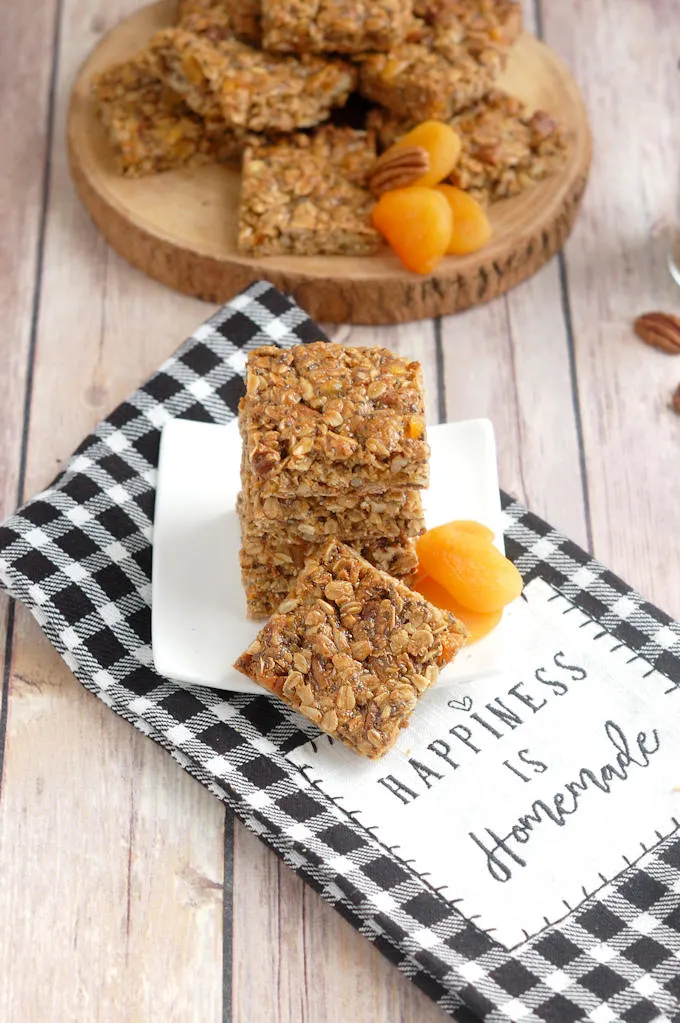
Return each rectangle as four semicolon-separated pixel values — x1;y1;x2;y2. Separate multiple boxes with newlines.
367;145;430;197
633;312;680;354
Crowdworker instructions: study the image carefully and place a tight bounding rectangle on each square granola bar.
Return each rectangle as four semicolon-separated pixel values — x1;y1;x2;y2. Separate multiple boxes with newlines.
240;399;428;497
239;477;425;542
91;56;244;176
235;540;467;757
149;28;356;131
357;40;498;123
357;0;520;122
262;0;412;55
237;130;380;256
245;343;425;416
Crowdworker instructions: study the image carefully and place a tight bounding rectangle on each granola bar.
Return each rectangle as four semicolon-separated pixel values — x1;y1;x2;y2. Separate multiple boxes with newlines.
241;586;289;620
239;531;419;581
369;89;568;205
237;129;380;256
245;343;424;416
240;533;420;617
357;41;499;123
91;56;244;176
235;540;467;757
411;0;522;55
262;0;412;55
177;0;262;45
239;478;425;541
357;0;520;122
241;398;428;497
149;28;356;130
91;52;160;102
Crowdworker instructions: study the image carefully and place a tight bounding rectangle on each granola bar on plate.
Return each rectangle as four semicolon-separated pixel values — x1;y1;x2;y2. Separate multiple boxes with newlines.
241;399;428;497
239;477;425;542
235;540;467;756
244;343;425;416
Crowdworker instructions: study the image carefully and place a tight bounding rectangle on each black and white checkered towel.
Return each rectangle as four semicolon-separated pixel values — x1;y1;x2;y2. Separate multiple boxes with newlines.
1;282;679;1023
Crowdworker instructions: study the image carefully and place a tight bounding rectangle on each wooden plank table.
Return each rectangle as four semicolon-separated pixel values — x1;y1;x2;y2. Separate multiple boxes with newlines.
0;1;678;1019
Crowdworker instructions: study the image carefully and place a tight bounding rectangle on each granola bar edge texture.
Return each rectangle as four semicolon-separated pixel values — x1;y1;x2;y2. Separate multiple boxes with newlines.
262;0;412;55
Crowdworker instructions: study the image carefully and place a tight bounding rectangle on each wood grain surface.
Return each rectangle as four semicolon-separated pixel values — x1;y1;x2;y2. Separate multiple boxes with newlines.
66;0;591;324
1;0;679;1021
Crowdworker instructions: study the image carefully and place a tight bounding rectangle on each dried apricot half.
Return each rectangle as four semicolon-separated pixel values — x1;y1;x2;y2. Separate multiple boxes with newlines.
392;121;462;188
413;574;503;644
372;186;453;275
416;521;522;613
436;185;493;255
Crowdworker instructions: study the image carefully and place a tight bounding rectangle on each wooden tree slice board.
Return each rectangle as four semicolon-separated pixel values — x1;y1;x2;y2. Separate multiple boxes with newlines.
68;1;592;325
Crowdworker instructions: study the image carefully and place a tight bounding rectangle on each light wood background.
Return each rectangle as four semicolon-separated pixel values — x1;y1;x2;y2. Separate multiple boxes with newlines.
0;1;678;1020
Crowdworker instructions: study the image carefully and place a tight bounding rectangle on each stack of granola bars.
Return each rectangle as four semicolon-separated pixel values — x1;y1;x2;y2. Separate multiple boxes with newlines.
238;343;429;618
91;0;569;256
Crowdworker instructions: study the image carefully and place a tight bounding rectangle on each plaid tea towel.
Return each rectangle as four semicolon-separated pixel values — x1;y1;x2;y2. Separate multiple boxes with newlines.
1;281;679;1023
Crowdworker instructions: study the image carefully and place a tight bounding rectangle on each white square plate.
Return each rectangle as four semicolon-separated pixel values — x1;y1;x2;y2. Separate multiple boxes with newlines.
151;418;519;695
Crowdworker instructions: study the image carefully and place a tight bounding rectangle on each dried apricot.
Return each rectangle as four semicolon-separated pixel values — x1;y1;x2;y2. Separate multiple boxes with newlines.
372;187;453;275
391;121;462;188
446;520;495;541
414;574;502;644
407;416;425;439
436;185;493;255
416;521;522;613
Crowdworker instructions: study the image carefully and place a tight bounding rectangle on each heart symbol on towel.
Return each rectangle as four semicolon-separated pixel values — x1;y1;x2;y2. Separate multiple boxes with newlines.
447;695;473;713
